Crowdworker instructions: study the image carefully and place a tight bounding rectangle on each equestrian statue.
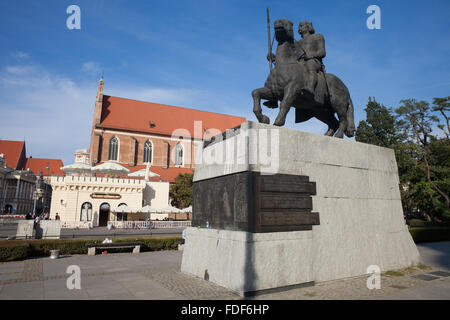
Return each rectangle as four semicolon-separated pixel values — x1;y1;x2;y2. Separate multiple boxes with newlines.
252;17;355;138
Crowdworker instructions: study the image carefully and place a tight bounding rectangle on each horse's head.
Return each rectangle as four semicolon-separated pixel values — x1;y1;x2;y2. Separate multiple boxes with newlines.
274;19;294;43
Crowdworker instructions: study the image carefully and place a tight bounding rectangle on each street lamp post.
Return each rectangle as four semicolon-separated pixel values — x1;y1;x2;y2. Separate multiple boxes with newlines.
32;190;37;216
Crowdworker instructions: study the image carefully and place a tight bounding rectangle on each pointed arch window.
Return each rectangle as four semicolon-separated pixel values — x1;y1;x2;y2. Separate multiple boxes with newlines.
174;143;183;166
143;140;153;163
108;137;119;161
80;202;92;221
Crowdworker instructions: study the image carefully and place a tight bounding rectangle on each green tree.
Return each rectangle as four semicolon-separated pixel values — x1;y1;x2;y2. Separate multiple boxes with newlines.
428;137;450;219
395;99;449;219
356;96;450;220
431;97;450;217
169;173;193;209
432;96;450;139
355;97;398;148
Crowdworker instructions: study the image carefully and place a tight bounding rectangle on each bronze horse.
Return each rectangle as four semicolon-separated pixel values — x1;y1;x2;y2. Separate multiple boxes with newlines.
252;19;355;138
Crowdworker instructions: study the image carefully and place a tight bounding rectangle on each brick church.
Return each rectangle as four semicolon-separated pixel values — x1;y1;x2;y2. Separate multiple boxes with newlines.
89;78;246;182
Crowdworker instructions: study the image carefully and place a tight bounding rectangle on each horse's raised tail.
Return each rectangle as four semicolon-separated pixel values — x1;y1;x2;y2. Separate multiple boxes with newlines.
346;98;356;137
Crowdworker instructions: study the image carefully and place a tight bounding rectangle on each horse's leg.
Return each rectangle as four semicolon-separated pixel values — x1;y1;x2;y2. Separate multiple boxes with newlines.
315;110;339;136
273;82;299;126
325;127;335;136
333;102;348;138
326;74;354;138
252;88;271;124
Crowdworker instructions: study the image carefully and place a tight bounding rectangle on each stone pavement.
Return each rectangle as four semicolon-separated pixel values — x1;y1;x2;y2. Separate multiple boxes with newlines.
0;251;240;300
0;242;449;300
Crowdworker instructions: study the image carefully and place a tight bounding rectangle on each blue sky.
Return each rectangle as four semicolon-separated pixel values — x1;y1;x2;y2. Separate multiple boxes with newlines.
0;0;449;165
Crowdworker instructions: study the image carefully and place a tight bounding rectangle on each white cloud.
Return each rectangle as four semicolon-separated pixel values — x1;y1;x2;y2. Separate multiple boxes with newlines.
0;64;96;164
5;65;36;76
81;61;102;76
106;86;210;108
13;51;29;59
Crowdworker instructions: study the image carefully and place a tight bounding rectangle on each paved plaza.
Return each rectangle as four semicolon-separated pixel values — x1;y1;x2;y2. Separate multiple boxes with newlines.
0;242;449;300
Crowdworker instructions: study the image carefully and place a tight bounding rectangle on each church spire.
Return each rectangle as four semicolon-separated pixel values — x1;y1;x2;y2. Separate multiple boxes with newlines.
90;75;105;165
96;75;104;103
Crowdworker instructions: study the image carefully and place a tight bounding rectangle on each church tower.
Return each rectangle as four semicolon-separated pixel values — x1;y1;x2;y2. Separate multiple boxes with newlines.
89;76;104;166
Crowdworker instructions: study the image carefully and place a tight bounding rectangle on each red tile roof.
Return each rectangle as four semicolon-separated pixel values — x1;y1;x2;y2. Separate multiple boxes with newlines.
0;140;26;170
24;158;65;176
99;95;246;139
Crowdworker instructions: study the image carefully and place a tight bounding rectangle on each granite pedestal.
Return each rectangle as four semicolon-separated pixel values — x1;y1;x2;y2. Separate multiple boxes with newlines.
15;220;35;239
35;220;61;239
181;121;420;296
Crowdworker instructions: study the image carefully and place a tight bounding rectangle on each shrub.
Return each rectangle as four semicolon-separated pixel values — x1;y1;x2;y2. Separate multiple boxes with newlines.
0;243;30;262
408;219;450;228
409;227;450;243
114;237;181;252
27;239;99;257
0;236;182;262
442;211;450;222
409;219;427;227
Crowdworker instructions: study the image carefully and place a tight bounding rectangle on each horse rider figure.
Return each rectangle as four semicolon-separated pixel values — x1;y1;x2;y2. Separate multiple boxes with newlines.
296;21;326;101
252;18;355;138
263;20;327;108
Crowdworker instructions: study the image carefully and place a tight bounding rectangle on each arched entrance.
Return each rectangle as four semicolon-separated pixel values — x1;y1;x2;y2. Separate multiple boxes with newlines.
99;203;110;227
4;204;13;214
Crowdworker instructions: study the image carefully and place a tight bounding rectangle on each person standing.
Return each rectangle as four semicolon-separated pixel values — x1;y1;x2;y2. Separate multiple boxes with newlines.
181;228;187;244
34;214;41;229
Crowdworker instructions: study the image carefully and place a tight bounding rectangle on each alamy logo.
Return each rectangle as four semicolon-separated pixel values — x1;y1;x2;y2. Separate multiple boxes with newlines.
170;121;280;174
66;5;81;30
366;5;381;30
366;265;381;289
66;265;81;290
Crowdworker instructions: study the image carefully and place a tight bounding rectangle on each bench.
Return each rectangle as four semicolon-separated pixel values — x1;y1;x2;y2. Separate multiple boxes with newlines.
86;242;143;256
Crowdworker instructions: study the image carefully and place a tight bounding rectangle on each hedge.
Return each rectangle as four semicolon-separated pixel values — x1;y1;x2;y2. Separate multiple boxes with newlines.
409;219;450;228
0;236;182;262
113;237;181;251
3;230;449;261
409;227;450;243
0;243;29;262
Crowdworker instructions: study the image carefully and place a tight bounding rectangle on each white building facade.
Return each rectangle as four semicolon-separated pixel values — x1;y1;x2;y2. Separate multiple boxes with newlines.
49;176;169;226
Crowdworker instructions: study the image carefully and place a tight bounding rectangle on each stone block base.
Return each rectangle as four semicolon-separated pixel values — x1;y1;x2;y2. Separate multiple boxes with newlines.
181;225;419;296
182;122;421;295
181;227;314;296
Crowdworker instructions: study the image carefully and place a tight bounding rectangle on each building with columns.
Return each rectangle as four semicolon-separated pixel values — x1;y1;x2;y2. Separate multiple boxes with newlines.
49;175;169;226
0;140;64;215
